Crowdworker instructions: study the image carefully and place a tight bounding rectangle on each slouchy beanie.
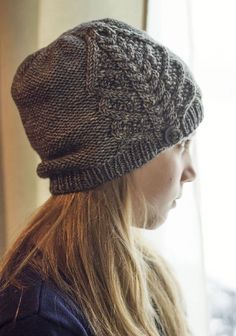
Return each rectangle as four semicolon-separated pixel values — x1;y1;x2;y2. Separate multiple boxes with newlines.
11;17;204;195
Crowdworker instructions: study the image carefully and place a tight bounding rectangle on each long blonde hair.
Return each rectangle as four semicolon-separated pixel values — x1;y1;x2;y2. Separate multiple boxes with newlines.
0;172;191;336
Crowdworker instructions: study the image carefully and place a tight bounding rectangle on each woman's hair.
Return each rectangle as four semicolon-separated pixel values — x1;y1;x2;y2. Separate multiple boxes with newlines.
0;172;192;336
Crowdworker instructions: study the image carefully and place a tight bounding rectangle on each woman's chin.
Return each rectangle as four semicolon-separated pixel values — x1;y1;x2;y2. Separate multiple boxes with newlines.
171;200;177;208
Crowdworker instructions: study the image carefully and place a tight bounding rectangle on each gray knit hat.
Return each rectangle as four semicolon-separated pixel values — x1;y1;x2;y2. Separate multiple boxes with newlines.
11;17;204;195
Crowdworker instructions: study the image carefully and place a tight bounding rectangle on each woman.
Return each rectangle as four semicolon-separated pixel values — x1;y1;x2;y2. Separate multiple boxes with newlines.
0;18;204;336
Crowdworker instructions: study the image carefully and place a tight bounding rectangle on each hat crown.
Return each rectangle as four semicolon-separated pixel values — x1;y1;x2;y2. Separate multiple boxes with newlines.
11;18;204;194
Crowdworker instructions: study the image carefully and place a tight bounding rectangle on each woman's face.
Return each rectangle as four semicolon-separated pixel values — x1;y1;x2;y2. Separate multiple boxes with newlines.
131;132;197;229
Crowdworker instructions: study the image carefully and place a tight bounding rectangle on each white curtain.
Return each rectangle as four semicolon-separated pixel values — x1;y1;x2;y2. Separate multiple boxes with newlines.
144;1;209;335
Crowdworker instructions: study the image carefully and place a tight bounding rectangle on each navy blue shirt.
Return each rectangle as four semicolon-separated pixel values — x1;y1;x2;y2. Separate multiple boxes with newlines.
0;267;93;335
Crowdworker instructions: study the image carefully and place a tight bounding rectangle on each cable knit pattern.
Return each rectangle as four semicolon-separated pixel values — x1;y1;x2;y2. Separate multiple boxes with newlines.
11;18;204;194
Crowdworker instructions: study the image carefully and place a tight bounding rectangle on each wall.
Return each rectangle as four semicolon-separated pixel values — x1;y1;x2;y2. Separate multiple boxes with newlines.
0;0;147;251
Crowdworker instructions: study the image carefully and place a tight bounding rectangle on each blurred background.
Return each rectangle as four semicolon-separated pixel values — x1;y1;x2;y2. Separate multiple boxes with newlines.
0;1;235;335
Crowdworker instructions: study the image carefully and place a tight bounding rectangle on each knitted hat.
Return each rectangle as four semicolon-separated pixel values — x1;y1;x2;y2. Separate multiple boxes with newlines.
11;17;204;195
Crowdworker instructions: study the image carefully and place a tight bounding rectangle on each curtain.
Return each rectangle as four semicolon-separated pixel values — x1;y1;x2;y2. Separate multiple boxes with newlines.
144;1;209;335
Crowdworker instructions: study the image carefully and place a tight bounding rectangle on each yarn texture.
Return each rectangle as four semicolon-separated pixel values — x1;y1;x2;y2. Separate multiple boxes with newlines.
11;18;204;195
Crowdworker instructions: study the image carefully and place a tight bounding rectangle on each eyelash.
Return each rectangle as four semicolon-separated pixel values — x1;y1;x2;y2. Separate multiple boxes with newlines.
180;139;191;149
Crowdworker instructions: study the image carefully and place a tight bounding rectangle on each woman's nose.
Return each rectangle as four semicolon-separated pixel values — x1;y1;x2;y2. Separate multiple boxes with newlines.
181;165;197;183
